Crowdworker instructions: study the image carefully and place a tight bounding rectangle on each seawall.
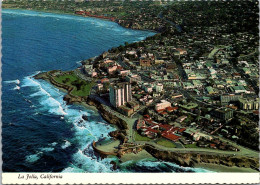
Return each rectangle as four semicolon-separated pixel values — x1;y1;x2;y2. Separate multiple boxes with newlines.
92;141;117;158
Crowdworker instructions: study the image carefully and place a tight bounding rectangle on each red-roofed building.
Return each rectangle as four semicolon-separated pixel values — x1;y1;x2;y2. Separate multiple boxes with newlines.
117;66;124;70
145;119;158;126
162;132;180;142
169;127;180;132
232;73;241;79
166;106;178;112
101;78;109;84
156;109;165;113
146;127;159;133
143;114;150;119
210;144;217;149
144;127;159;139
177;128;186;134
75;11;85;15
159;124;172;131
160;111;168;115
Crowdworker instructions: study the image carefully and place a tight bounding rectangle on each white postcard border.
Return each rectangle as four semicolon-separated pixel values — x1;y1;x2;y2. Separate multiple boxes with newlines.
2;173;260;184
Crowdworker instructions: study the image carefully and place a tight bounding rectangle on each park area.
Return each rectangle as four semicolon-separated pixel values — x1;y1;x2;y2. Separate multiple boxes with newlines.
155;139;177;148
134;131;152;142
184;143;198;148
53;72;95;97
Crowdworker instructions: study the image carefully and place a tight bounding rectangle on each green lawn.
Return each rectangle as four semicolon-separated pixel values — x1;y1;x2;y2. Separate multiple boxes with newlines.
156;139;176;148
54;73;78;85
53;72;95;97
184;143;198;148
134;131;151;141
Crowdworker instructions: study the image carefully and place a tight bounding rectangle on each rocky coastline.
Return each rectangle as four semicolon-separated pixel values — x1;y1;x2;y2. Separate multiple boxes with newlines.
144;144;259;171
34;71;259;172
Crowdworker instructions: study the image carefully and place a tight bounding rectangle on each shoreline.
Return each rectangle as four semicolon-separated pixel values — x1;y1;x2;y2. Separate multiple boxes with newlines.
34;72;259;173
2;7;158;34
19;8;258;173
194;163;258;173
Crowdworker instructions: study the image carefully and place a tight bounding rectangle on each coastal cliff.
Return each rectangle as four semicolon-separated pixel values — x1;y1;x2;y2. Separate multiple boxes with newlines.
86;97;128;130
34;72;259;172
34;72;128;131
144;144;259;171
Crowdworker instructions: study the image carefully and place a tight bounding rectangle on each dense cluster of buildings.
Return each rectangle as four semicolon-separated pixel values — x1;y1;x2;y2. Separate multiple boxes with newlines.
26;0;257;151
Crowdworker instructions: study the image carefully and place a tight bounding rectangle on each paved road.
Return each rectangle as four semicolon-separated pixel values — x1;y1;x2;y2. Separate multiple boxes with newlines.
102;102;258;158
158;11;182;32
102;104;138;143
134;140;258;158
74;68;94;82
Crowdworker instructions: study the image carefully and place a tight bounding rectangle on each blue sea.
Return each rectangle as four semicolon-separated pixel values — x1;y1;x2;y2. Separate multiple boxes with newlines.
2;9;210;173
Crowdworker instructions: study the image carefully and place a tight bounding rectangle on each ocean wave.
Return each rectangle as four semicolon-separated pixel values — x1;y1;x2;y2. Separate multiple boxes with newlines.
13;85;20;90
39;147;55;152
61;140;71;149
50;142;58;146
25;152;42;163
4;79;20;84
135;159;212;173
22;76;67;115
122;31;133;36
119;158;212;173
60;107;117;172
138;36;145;40
2;9;115;28
62;149;117;173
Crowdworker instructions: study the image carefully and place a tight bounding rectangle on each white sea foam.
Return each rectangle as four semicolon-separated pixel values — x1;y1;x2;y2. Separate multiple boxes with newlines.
22;76;67;115
61;140;71;149
50;142;58;147
4;79;20;84
62;149;116;173
62;165;85;173
40;147;55;152
20;75;201;173
25;152;42;163
138;36;145;40
21;75;118;172
122;31;133;36
3;9;117;29
60;105;117;172
13;85;20;90
135;159;212;173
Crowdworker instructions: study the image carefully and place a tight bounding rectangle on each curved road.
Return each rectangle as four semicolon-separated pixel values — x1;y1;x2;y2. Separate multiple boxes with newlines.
134;141;258;158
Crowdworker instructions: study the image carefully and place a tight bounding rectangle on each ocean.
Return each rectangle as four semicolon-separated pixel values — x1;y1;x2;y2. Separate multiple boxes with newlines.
2;9;209;173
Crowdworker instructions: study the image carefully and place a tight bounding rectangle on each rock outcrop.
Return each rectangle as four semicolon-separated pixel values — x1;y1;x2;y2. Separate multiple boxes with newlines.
86;97;128;130
144;144;259;171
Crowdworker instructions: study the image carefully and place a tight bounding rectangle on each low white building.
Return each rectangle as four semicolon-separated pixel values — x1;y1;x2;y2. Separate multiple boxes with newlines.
155;100;171;111
154;83;163;93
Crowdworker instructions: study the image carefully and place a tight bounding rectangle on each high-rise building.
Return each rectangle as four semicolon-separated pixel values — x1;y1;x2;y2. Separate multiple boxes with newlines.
239;98;259;110
220;94;242;105
109;82;132;107
212;108;233;121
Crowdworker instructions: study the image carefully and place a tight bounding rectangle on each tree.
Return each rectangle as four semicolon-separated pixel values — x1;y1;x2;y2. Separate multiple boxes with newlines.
103;82;110;92
143;108;149;115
